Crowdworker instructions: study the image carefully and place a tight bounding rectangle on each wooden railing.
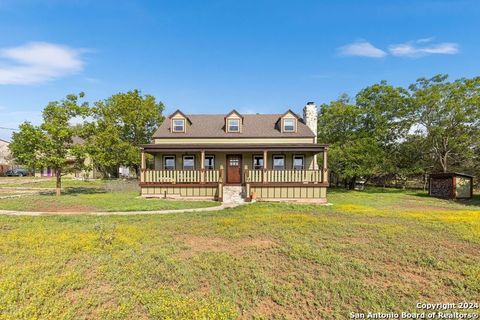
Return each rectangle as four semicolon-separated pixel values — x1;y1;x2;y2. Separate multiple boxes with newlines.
246;169;324;184
141;169;220;184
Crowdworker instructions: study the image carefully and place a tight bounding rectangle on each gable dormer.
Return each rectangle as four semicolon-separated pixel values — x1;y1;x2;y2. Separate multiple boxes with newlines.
224;110;243;133
278;109;301;133
168;109;192;133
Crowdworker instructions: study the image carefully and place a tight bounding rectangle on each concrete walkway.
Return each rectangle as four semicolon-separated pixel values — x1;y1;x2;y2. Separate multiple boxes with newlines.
0;203;244;216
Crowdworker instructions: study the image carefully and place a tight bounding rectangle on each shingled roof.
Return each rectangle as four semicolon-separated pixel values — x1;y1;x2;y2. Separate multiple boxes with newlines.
153;114;316;138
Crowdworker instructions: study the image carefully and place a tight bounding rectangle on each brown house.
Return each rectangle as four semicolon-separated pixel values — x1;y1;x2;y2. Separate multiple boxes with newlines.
140;102;328;203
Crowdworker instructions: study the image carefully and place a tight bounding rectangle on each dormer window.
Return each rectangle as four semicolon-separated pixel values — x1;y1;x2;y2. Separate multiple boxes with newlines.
227;119;240;132
283;118;296;132
172;119;185;132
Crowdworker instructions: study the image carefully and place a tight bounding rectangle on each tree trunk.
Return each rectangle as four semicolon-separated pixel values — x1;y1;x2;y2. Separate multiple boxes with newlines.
55;168;62;196
349;176;357;190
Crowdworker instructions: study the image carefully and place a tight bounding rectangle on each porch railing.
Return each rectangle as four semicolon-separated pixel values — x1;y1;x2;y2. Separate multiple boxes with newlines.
141;169;220;184
246;169;324;184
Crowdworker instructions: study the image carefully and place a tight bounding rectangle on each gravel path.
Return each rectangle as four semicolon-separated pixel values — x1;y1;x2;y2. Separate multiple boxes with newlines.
0;203;244;216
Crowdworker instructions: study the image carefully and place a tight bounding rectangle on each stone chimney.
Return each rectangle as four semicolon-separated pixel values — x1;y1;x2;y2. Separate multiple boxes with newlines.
303;102;318;143
303;102;318;170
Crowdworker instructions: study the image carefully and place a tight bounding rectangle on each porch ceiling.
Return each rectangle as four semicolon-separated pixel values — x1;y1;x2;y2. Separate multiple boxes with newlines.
141;143;328;153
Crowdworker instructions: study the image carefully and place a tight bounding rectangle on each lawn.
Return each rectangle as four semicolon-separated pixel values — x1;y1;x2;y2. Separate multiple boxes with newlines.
0;188;479;319
0;178;217;212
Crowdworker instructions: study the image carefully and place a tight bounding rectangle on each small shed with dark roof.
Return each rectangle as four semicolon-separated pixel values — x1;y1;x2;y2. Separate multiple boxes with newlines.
428;172;474;199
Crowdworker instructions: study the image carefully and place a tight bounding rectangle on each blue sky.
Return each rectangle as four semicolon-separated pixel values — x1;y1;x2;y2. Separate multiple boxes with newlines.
0;0;479;140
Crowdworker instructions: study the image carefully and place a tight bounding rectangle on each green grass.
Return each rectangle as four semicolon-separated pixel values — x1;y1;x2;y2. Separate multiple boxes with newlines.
0;189;217;212
0;188;479;319
0;178;217;212
0;177;107;189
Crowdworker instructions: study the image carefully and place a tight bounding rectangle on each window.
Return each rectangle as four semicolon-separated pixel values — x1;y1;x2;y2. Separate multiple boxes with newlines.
204;155;215;170
293;155;304;170
227;119;240;132
183;155;195;170
253;155;264;170
164;156;175;170
172;119;185;132
273;155;285;170
283;119;295;132
229;158;239;166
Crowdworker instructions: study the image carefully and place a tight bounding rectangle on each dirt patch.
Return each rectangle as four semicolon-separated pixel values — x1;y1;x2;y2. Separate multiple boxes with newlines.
240;297;286;320
177;235;277;258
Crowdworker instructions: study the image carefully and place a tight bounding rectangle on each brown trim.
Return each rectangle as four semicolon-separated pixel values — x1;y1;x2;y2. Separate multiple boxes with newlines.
250;182;329;187
142;143;328;153
140;183;218;187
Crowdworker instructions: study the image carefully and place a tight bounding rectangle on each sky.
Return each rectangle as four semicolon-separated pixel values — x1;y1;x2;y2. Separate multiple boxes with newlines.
0;0;479;141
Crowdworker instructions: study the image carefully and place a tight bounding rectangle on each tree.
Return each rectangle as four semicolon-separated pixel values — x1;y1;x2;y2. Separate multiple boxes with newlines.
318;95;384;188
9;122;44;171
10;93;89;196
86;90;164;177
410;75;480;172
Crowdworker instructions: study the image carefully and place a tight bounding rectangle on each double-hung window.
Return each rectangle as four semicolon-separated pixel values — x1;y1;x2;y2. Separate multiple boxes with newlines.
204;155;215;170
172;119;185;132
283;119;295;132
253;155;264;170
164;156;175;170
227;119;240;132
293;155;304;170
273;155;285;170
183;155;195;170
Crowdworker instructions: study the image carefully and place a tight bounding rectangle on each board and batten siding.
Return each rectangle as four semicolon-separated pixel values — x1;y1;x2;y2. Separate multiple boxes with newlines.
141;186;218;199
251;186;326;201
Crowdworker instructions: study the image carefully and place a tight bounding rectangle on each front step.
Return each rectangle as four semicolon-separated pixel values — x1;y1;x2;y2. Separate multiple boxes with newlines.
222;186;245;204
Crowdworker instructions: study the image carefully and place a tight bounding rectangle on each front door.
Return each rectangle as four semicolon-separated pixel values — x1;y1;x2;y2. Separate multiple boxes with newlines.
226;155;242;184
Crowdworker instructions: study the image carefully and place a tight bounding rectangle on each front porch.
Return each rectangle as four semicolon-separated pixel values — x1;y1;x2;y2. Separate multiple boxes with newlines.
140;144;328;202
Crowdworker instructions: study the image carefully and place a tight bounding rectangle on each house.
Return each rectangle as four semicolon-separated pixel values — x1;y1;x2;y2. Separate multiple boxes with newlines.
0;139;12;176
36;137;101;179
140;102;328;203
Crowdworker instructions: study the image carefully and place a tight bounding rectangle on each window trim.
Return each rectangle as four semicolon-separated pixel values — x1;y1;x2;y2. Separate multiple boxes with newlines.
182;155;195;170
272;154;285;170
204;155;215;170
282;118;296;132
227;118;240;133
252;155;264;170
292;154;305;170
172;118;186;133
163;155;176;170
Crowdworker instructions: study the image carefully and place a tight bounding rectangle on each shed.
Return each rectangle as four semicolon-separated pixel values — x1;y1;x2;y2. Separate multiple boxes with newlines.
428;172;474;199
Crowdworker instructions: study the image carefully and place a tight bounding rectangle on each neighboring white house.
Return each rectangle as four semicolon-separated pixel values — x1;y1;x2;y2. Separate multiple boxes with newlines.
0;139;11;165
0;139;12;175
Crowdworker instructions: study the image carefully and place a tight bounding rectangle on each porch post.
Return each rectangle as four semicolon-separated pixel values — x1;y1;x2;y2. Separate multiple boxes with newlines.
141;149;146;182
263;150;268;183
322;149;328;184
200;150;205;184
141;149;146;170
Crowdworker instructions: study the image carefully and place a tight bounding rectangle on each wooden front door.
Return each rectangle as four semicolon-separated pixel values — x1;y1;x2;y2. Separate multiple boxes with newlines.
226;155;242;184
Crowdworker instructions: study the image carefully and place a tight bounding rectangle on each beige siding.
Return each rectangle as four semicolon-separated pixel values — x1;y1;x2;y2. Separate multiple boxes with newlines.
153;137;314;144
153;151;317;171
251;186;327;200
141;186;218;198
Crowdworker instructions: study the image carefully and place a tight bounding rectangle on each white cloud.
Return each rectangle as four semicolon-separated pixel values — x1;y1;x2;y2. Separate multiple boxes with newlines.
0;42;85;85
389;40;459;58
337;41;387;58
